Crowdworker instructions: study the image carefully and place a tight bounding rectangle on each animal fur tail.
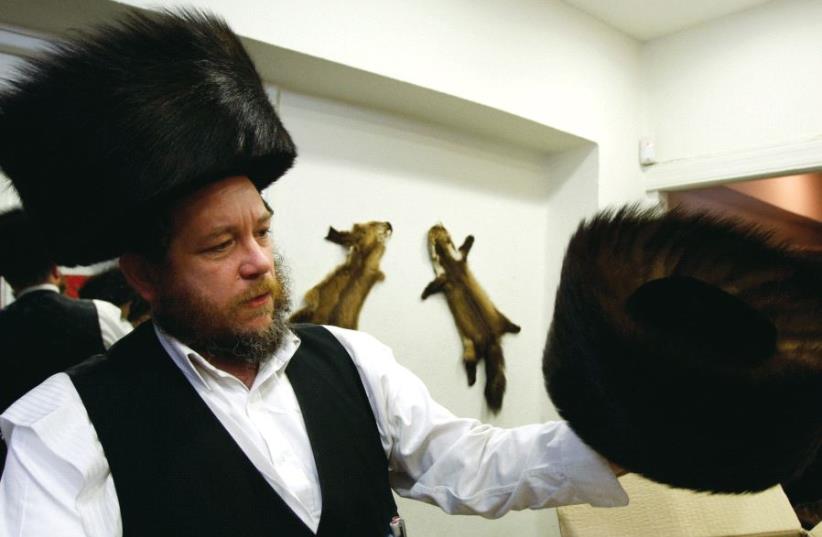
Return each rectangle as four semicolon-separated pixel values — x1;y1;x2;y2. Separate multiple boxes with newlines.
484;343;506;413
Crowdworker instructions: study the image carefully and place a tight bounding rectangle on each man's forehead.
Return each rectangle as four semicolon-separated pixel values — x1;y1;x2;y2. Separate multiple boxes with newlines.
170;176;271;234
201;209;272;236
184;176;260;205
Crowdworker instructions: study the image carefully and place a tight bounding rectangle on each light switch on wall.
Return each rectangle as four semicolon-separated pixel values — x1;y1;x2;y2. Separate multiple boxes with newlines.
639;138;656;166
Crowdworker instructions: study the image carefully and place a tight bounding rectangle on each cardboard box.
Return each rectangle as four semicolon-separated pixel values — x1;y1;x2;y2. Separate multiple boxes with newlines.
558;474;811;537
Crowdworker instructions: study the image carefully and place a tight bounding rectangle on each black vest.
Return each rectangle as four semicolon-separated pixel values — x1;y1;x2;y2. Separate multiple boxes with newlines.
69;322;397;537
0;290;103;412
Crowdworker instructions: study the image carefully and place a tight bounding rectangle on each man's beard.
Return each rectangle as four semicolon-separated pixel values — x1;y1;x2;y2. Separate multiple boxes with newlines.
153;253;293;365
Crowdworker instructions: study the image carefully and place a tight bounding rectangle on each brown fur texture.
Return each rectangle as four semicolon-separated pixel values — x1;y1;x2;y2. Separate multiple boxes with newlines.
422;224;521;413
290;221;392;329
543;206;822;493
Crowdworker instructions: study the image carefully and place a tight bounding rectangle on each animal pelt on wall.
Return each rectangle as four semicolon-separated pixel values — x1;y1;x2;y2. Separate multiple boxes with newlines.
422;224;521;413
290;221;392;330
543;206;822;494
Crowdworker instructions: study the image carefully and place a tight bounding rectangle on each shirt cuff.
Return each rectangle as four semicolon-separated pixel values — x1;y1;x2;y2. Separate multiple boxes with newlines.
558;422;629;507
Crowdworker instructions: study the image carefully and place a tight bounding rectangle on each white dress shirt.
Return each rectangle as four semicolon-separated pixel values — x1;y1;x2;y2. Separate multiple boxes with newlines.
0;325;627;536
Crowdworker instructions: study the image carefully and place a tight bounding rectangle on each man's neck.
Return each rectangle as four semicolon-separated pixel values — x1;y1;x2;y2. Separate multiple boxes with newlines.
14;282;60;299
202;353;260;389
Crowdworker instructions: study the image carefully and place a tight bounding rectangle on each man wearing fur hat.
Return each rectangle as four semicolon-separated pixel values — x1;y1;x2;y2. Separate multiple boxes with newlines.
0;208;132;413
0;10;626;536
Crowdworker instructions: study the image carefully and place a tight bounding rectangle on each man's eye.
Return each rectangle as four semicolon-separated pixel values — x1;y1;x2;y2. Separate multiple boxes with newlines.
255;229;270;240
208;240;232;252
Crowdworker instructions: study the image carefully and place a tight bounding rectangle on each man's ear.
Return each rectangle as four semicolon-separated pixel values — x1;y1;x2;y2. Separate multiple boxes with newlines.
47;264;63;288
119;253;160;303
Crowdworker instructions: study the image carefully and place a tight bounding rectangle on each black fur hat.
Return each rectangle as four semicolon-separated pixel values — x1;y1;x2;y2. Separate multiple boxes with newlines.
0;9;296;266
543;207;822;493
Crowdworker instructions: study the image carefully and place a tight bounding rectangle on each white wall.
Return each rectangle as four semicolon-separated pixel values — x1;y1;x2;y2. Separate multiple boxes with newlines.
267;89;597;536
642;0;822;165
118;0;646;207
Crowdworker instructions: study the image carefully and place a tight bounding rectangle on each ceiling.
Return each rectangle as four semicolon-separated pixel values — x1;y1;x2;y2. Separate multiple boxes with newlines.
0;1;780;46
561;0;775;41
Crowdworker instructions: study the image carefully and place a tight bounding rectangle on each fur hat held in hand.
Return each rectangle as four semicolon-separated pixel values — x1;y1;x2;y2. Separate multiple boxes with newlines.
543;207;822;493
0;9;296;265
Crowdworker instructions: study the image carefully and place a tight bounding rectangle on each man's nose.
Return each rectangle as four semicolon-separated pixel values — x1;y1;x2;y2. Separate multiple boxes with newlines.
239;238;273;279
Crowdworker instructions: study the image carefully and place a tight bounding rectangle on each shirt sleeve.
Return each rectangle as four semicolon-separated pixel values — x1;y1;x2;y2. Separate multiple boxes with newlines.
92;299;133;349
324;326;629;518
0;374;121;537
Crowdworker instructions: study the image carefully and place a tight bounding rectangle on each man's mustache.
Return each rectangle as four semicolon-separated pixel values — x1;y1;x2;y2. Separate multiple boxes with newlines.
234;277;280;306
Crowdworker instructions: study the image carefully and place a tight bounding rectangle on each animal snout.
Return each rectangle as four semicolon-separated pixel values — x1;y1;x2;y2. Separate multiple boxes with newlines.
377;221;392;239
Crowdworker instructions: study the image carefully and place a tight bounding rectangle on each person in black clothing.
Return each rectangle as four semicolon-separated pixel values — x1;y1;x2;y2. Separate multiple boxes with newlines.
0;208;131;412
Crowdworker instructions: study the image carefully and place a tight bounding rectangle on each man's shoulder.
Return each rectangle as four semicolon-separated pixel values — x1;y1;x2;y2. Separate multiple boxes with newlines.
0;372;80;430
3;289;96;314
291;324;389;358
53;292;101;315
0;291;95;337
67;321;184;423
67;322;160;379
300;325;400;384
318;325;391;355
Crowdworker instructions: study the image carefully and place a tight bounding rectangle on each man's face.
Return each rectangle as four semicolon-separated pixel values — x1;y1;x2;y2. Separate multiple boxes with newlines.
150;176;291;363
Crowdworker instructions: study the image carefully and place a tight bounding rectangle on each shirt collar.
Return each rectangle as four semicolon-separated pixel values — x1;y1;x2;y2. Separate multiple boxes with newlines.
15;283;60;299
153;323;302;392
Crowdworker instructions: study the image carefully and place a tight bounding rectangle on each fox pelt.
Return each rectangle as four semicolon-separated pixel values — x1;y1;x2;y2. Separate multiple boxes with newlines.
543;206;822;494
290;221;392;330
422;224;521;413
